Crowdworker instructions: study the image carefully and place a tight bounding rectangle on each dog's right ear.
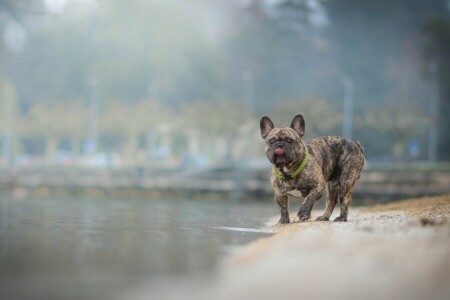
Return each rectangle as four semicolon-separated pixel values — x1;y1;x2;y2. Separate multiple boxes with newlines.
260;116;275;139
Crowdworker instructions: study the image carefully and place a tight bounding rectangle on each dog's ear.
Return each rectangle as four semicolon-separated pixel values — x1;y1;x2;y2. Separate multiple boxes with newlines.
260;116;275;139
290;114;305;137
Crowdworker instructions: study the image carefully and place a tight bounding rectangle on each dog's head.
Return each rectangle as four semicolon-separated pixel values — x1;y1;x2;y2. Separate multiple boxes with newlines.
260;114;305;168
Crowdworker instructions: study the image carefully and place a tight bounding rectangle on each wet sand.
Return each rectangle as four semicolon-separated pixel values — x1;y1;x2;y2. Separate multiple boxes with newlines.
123;194;450;300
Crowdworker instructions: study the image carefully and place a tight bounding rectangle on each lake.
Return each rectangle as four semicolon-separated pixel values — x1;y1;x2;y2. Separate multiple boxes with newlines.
0;196;277;300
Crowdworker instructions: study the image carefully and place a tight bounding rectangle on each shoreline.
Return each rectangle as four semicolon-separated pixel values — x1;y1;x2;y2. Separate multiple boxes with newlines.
221;194;450;300
2;167;450;201
123;194;450;300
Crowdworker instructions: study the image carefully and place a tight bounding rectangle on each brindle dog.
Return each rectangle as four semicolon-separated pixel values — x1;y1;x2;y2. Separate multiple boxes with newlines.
260;114;365;224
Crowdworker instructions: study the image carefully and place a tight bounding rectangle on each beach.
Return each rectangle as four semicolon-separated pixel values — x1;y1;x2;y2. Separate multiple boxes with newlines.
124;194;450;300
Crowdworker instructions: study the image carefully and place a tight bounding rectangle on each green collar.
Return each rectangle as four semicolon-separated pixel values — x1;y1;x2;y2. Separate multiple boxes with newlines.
272;148;309;182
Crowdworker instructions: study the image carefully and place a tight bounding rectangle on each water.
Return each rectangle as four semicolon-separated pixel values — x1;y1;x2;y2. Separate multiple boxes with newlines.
0;196;275;300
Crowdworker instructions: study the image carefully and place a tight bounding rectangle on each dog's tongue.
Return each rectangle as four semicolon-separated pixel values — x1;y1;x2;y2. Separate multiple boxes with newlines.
274;148;284;155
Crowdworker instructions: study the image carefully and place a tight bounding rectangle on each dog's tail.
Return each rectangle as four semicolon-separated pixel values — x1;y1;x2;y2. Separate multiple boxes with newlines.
355;141;365;178
355;141;365;154
355;141;365;163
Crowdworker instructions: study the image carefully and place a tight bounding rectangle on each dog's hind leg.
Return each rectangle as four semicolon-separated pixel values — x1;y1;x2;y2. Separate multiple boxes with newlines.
334;174;357;222
316;182;339;221
334;190;352;222
334;150;364;222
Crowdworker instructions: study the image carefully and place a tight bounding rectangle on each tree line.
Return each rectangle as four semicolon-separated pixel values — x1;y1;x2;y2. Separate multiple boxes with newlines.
0;0;449;163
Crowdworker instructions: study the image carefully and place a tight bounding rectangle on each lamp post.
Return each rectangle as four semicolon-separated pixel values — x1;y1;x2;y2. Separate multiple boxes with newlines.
343;76;354;140
1;97;12;165
242;70;254;161
88;76;99;154
243;70;254;117
234;70;255;200
428;62;440;162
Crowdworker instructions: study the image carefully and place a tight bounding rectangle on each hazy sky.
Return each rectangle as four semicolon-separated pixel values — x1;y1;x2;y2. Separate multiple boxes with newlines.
44;0;93;14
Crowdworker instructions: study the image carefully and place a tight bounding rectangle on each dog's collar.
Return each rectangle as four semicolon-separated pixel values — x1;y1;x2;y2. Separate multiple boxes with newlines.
272;148;309;182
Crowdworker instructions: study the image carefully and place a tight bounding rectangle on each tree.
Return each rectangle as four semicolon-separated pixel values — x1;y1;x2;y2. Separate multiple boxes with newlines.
99;100;170;164
24;102;88;163
0;0;44;52
180;99;247;160
267;98;342;139
8;0;222;107
423;16;450;160
361;100;429;158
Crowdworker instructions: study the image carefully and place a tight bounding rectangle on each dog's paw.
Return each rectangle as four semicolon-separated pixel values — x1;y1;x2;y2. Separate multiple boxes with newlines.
333;216;347;222
297;212;311;222
277;217;290;224
316;216;329;221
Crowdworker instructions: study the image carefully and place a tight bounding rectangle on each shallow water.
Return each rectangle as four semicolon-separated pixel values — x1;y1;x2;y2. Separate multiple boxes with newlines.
0;196;275;300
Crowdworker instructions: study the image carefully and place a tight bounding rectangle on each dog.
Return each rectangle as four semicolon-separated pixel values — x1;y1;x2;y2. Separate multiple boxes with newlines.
260;114;365;224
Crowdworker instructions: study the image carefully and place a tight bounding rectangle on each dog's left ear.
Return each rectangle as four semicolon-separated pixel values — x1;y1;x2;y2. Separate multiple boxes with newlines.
290;114;305;137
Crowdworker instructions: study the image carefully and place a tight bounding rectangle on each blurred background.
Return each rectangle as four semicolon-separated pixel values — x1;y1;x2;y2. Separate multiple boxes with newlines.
0;0;449;169
0;0;449;299
1;0;449;200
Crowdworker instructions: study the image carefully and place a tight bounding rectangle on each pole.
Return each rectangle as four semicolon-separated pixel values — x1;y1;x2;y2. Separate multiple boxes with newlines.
2;97;12;165
234;70;255;201
243;70;254;117
343;76;354;140
88;77;99;154
428;62;440;162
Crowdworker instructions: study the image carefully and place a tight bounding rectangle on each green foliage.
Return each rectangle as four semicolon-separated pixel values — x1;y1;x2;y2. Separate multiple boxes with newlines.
181;99;246;136
267;98;342;138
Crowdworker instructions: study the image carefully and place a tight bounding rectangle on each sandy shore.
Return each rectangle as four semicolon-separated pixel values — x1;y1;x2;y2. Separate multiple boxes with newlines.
124;194;450;300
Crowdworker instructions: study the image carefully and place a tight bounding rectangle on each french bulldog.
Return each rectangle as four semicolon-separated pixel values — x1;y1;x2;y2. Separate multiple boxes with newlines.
260;114;365;224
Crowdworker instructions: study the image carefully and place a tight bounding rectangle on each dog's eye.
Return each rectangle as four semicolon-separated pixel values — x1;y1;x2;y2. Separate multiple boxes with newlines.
287;139;294;144
268;139;275;145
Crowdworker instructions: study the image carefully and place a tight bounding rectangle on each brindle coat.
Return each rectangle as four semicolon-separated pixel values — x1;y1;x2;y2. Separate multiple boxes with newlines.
260;115;365;224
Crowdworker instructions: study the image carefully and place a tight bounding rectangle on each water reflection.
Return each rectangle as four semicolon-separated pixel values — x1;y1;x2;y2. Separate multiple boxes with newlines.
0;196;274;299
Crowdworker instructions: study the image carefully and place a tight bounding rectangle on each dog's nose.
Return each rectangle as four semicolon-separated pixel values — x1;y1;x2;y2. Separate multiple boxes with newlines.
276;143;284;149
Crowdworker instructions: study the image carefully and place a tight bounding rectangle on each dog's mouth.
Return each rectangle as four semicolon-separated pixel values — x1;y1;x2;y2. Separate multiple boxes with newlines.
273;148;287;165
274;155;287;164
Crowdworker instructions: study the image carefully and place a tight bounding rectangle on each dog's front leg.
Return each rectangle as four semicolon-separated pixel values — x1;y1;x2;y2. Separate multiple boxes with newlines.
274;192;290;224
297;184;325;221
